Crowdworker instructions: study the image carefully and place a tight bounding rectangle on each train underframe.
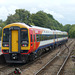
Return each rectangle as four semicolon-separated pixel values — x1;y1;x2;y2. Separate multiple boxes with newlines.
4;53;29;63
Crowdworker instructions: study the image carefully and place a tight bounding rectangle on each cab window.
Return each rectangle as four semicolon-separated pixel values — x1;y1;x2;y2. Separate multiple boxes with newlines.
21;28;28;43
3;28;9;42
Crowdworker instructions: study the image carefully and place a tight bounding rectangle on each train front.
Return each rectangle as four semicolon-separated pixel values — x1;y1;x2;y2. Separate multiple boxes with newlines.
1;23;30;63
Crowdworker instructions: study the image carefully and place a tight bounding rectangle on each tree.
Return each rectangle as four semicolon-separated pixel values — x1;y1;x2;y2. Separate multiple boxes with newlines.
63;24;71;32
62;24;71;37
6;14;20;24
6;9;32;25
31;11;49;27
0;20;6;37
69;25;75;38
31;11;63;29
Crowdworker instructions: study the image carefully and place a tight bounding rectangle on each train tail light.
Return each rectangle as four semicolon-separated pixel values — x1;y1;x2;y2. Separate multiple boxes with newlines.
22;44;28;47
7;44;9;46
22;44;24;46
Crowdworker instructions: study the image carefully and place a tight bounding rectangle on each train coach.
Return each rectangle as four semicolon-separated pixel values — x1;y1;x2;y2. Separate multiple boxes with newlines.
1;23;68;63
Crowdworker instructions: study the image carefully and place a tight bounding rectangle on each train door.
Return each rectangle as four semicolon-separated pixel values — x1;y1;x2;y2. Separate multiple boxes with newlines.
30;29;34;52
30;29;36;52
9;26;20;53
12;30;18;52
33;34;36;51
30;34;34;51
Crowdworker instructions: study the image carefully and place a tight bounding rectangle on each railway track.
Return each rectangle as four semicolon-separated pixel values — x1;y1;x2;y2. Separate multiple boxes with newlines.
34;40;75;75
57;51;73;75
8;47;61;75
57;41;75;75
0;65;9;71
18;39;73;75
0;39;73;75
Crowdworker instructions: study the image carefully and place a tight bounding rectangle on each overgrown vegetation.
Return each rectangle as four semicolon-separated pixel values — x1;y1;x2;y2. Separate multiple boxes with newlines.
0;9;75;38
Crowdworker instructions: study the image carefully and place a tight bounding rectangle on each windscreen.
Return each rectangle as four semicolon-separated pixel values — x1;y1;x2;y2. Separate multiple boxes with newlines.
21;28;28;43
3;28;9;42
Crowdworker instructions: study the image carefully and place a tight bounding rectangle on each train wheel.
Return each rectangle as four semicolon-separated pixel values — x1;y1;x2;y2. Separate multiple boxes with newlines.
29;52;37;61
54;44;58;49
44;47;49;52
52;45;54;50
37;49;43;57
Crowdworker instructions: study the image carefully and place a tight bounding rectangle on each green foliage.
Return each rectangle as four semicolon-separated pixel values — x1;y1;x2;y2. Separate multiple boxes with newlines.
69;25;75;38
63;24;71;32
6;9;63;30
0;20;5;28
63;24;71;37
6;9;32;25
0;20;6;37
0;9;75;38
62;24;75;38
6;14;20;24
31;11;50;27
31;11;63;30
0;28;2;37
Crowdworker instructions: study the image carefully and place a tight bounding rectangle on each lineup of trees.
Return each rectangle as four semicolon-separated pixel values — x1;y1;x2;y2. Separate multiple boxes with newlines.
0;9;75;38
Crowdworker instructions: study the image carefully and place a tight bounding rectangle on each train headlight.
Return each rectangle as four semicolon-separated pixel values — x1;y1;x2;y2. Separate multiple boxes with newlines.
2;44;9;47
24;44;27;47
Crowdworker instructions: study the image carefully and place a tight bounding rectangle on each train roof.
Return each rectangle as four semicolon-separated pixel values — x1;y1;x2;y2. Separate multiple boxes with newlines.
4;23;67;34
31;25;52;31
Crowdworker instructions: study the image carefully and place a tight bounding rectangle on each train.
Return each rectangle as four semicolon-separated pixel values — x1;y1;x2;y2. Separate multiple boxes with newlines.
1;23;68;63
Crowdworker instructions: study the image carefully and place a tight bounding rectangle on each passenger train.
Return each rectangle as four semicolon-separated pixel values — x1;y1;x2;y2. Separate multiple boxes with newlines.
1;23;68;63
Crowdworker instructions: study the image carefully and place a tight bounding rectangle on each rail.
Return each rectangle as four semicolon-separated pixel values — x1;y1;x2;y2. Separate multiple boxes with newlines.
34;40;74;75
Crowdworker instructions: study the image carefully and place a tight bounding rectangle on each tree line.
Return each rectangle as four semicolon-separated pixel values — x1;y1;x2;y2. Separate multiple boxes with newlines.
0;9;75;38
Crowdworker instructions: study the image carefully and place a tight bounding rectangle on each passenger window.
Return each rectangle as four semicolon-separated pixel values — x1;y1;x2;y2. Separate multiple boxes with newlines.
36;34;39;42
31;34;32;42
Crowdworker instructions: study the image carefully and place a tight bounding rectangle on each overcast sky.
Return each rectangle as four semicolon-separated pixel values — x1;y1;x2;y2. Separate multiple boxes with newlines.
0;0;75;25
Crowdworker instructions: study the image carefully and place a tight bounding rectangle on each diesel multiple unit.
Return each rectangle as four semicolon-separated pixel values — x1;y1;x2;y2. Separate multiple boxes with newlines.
1;23;68;63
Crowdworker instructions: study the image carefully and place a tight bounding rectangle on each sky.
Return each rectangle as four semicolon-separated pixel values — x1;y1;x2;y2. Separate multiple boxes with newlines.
0;0;75;25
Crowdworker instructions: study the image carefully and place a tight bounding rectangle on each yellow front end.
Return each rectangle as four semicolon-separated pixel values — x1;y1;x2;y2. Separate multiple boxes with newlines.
1;23;30;63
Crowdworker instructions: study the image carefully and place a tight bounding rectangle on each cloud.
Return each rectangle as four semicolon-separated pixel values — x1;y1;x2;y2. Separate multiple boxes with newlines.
0;0;6;3
0;6;19;20
44;9;64;19
30;8;39;13
0;0;75;25
0;7;8;20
